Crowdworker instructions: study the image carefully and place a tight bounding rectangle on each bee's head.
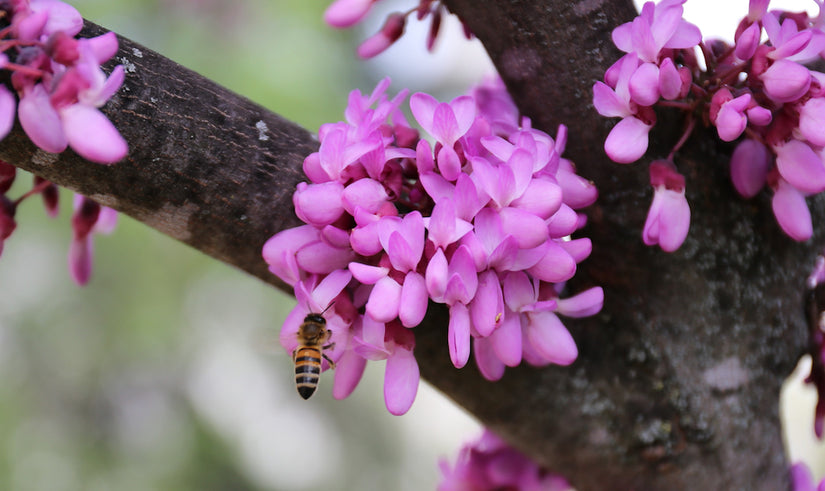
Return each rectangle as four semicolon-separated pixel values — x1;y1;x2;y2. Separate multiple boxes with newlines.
304;313;326;326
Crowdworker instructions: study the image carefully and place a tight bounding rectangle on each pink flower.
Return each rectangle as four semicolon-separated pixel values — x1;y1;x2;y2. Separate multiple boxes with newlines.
593;53;655;163
263;225;356;285
603;116;653;163
642;160;690;252
735;22;761;60
357;12;405;59
68;195;117;285
730;139;770;198
503;271;579;366
760;59;811;103
279;270;353;364
426;245;478;368
293;181;345;227
712;91;751;142
351;319;419;415
774;140;825;194
799;98;825;146
410;92;476;181
438;429;571;491
324;0;376;28
16;33;128;163
771;177;812;241
611;0;701;63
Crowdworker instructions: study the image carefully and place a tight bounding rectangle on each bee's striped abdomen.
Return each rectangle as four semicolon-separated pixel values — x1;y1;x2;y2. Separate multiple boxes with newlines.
294;346;322;399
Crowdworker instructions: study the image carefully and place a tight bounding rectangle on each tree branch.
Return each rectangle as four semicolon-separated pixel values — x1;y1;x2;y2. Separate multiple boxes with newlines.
0;6;819;489
436;1;819;489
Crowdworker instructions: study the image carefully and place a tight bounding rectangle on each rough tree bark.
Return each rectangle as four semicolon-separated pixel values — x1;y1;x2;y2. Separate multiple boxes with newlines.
0;2;819;489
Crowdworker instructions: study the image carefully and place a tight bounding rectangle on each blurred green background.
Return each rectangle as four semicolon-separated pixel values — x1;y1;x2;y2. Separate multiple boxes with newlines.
0;1;824;490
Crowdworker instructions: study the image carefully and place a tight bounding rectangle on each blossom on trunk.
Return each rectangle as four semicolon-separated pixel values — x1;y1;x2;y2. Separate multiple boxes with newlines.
594;0;825;247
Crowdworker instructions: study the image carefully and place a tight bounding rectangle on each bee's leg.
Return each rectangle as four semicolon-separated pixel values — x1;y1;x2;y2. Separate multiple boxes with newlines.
322;352;336;369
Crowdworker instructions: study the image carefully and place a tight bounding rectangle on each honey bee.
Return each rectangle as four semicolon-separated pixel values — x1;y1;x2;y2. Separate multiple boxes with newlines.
293;308;335;400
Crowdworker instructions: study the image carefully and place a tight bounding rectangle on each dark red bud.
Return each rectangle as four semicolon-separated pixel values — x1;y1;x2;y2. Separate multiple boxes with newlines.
71;197;101;239
45;31;79;65
0;160;16;194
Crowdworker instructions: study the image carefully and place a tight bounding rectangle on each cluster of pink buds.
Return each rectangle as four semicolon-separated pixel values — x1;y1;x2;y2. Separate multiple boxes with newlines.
263;77;603;414
324;0;469;58
437;429;570;491
594;0;825;250
0;0;127;163
0;160;116;284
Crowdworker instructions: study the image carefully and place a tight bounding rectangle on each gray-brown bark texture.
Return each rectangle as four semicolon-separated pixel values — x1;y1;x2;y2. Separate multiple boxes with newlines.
0;1;821;489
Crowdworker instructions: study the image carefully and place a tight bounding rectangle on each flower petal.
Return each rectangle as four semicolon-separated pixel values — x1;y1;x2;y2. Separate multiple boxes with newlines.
556;287;604;318
490;312;522;366
772;180;812;241
525;312;577;366
332;347;367;400
760;60;811;103
604;116;651;164
473;336;505;381
18;84;67;154
629;62;660;106
730;139;770;198
0;86;16;141
384;347;420;415
61;104;127;163
775;140;825;194
366;276;402;323
448;303;471;368
470;270;504;337
799;98;825;147
399;272;428;327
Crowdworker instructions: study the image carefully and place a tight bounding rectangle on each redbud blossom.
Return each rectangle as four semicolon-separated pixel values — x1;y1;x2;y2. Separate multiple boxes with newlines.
264;77;602;413
643;160;690;252
729;139;770;198
595;0;825;246
357;12;405;59
1;2;127;163
69;195;117;285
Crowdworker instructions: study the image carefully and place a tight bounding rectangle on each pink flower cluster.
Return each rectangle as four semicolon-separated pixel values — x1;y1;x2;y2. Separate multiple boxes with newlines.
263;77;603;414
437;429;570;491
0;160;116;284
324;0;467;58
0;0;127;163
594;0;825;250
